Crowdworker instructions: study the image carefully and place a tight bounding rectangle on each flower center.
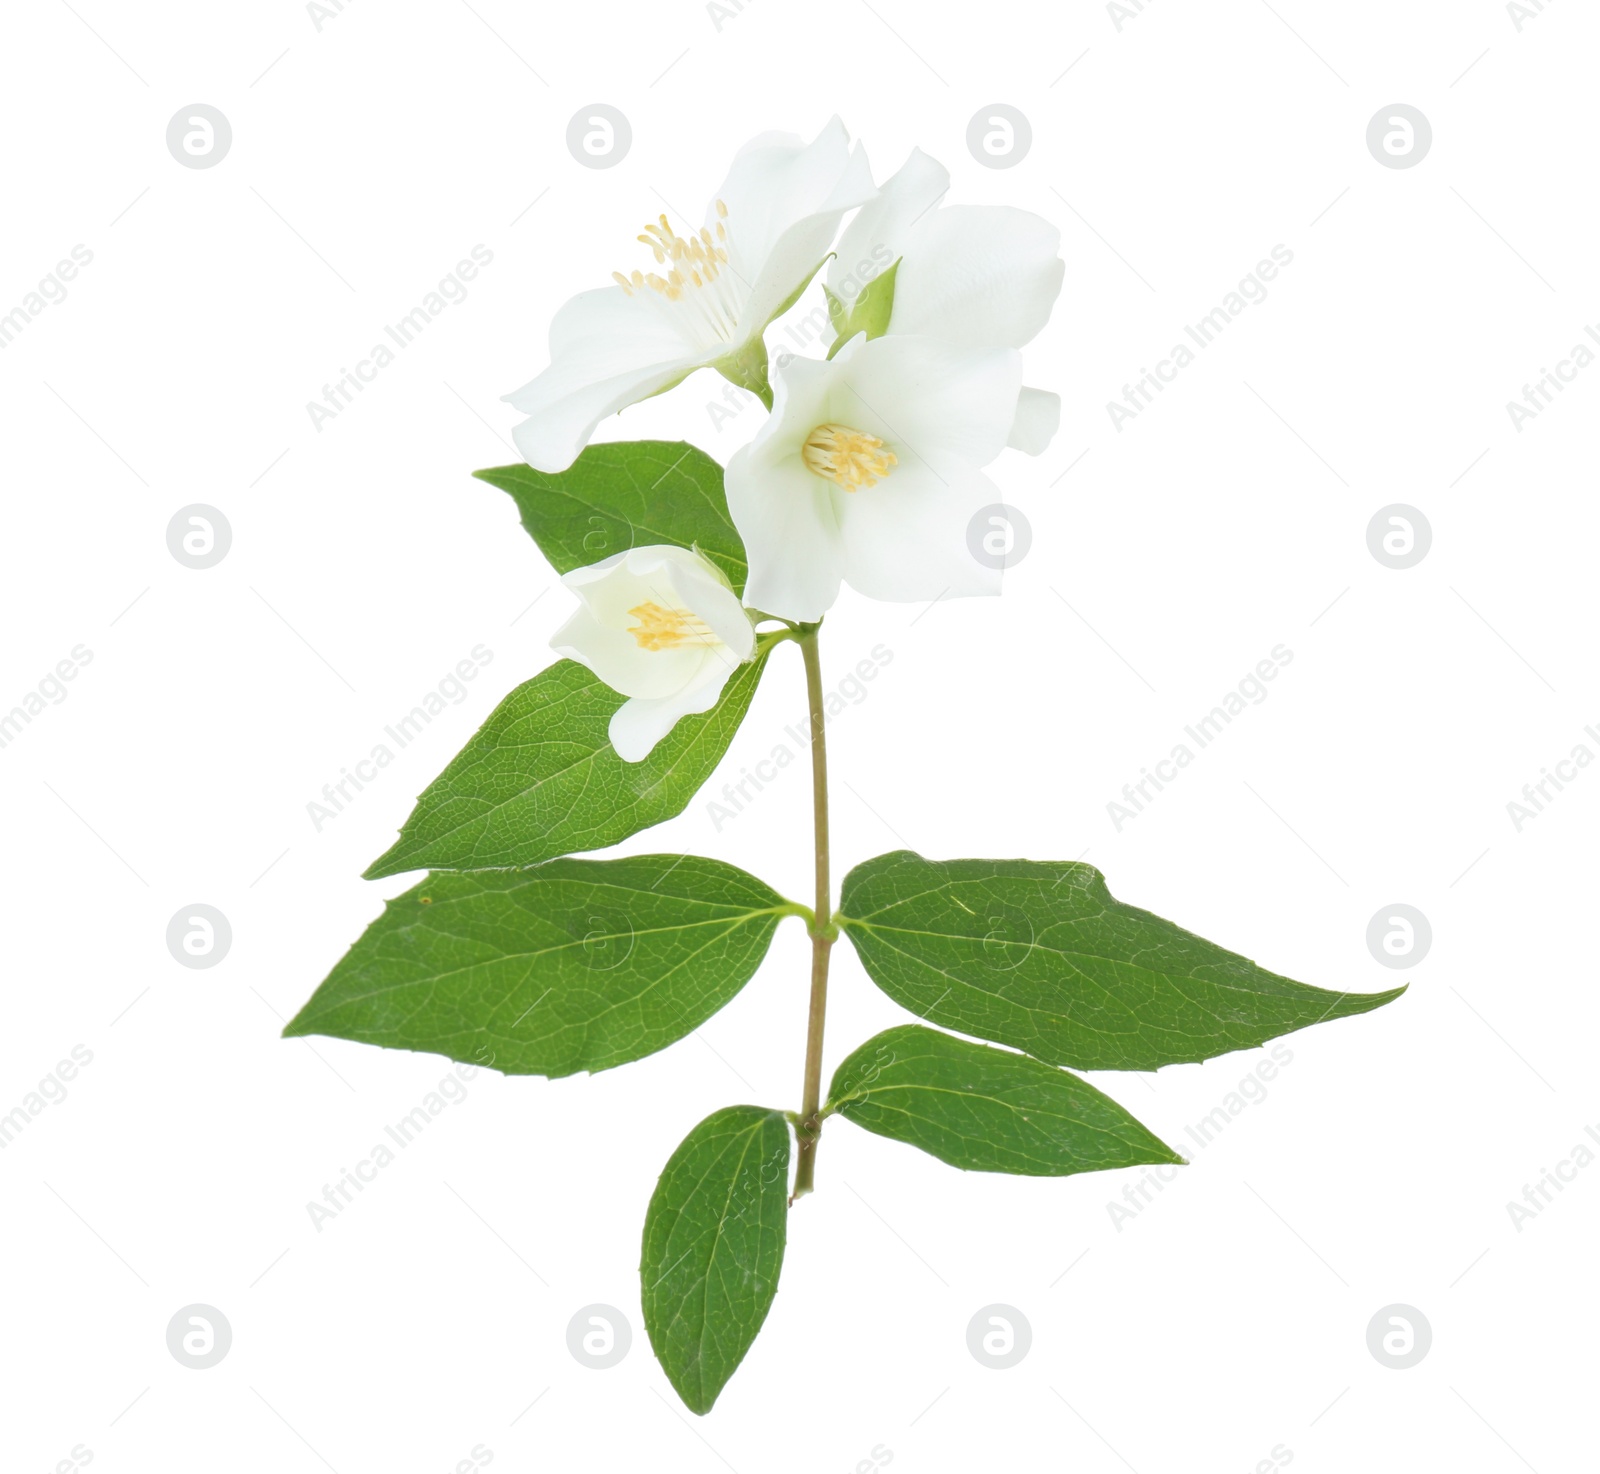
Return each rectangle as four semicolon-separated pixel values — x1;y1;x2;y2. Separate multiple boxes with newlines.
801;424;897;492
627;602;721;652
612;200;741;344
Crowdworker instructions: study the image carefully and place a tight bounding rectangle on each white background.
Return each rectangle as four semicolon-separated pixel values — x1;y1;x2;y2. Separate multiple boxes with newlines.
2;1;1596;1470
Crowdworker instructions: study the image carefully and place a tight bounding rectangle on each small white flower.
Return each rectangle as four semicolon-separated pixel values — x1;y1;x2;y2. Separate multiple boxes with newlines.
827;147;1064;455
725;333;1022;622
506;118;875;473
551;545;757;762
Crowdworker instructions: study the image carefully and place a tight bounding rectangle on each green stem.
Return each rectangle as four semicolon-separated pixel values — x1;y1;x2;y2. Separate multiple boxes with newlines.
791;622;834;1201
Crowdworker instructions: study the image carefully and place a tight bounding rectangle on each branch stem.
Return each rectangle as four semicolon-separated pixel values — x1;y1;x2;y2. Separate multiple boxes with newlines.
792;621;833;1200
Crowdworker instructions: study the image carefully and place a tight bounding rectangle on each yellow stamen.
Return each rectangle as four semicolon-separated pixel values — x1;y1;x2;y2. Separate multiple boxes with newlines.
627;602;719;651
622;212;729;294
611;203;741;340
801;424;898;492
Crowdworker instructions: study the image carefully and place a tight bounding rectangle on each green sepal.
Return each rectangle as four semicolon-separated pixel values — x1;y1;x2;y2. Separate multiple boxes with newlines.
826;257;900;358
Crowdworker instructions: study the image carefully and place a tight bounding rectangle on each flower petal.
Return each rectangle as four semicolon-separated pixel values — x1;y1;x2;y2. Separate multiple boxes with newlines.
725;353;851;621
889;205;1064;349
828;146;949;308
658;556;756;659
727;454;845;622
553;546;748;700
1008;386;1060;456
505;287;703;473
552;600;704;701
717;116;877;338
608;658;734;763
827;333;1022;471
836;462;1003;604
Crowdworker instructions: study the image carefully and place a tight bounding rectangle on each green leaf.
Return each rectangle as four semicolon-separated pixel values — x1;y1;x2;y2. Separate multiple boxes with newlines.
474;440;748;594
826;1025;1182;1176
641;1105;790;1415
826;257;900;358
837;852;1406;1072
365;651;769;878
283;856;800;1077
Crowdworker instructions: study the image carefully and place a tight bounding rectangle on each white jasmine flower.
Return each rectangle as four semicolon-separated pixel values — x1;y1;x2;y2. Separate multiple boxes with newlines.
827;147;1064;455
551;546;757;762
506;118;875;473
725;333;1023;622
